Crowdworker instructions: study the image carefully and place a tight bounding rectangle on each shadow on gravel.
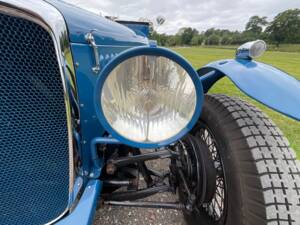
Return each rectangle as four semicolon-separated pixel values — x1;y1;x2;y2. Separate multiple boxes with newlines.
94;153;186;225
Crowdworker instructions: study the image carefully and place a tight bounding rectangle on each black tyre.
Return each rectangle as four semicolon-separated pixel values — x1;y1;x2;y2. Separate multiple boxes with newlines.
183;94;300;225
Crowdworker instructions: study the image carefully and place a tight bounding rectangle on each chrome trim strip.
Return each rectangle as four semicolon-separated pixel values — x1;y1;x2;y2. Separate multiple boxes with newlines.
0;0;80;224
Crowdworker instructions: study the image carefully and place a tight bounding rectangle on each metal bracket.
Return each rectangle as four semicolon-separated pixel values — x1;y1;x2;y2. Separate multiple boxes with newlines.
104;200;185;210
106;149;179;174
85;31;100;74
102;185;171;201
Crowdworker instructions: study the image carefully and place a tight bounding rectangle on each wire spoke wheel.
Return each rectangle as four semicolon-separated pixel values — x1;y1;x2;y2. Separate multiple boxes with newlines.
197;125;226;222
180;94;300;225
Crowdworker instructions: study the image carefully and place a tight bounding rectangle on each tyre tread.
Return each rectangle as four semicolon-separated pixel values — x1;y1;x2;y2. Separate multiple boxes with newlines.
205;94;300;225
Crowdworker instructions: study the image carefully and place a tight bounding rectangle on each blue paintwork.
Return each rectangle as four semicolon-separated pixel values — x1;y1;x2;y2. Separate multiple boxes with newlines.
56;180;101;225
236;49;251;60
45;0;150;180
198;59;300;121
117;21;150;37
47;0;148;46
94;46;204;148
70;44;145;180
90;137;122;178
41;2;154;223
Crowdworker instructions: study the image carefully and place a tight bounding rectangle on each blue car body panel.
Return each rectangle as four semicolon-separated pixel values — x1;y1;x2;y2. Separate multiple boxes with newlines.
116;21;150;37
46;0;149;179
41;1;149;224
56;180;101;225
198;59;300;121
46;0;148;46
70;44;134;178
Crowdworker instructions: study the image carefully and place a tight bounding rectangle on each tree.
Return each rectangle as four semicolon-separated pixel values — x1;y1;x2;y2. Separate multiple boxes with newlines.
220;35;232;45
245;16;268;35
177;27;199;45
149;9;300;47
166;35;177;46
191;35;204;46
206;34;220;45
150;31;168;46
174;34;182;46
266;9;300;46
204;28;216;37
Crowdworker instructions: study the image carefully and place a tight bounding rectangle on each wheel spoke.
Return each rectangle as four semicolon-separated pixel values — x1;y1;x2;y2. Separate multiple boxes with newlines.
198;126;227;222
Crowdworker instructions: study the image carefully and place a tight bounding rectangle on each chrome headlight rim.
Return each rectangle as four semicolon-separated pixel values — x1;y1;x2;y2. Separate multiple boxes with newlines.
94;46;204;148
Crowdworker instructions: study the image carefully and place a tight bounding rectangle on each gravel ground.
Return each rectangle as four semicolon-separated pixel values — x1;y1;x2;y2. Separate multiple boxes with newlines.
94;193;186;225
94;155;186;225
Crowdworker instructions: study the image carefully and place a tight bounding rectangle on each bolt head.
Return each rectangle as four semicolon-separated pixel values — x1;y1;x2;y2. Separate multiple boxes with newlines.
106;163;116;175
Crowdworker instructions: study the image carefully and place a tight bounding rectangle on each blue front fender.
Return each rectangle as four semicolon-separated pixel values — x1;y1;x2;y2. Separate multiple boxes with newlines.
56;180;101;225
198;59;300;121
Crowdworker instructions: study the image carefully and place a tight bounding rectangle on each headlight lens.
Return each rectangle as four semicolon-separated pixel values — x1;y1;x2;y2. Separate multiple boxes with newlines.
100;55;197;143
249;40;266;58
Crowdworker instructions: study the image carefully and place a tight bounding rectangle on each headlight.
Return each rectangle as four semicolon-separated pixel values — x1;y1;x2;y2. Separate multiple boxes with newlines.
236;40;267;59
94;47;203;148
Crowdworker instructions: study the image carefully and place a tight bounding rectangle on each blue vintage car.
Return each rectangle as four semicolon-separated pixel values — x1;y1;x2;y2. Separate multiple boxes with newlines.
0;0;300;225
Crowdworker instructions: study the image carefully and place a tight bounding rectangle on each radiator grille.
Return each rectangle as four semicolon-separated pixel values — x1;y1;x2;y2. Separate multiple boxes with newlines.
0;13;69;224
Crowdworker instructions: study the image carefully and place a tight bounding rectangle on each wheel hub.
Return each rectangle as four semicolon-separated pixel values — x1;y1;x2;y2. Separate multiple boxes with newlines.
175;134;217;210
197;125;227;221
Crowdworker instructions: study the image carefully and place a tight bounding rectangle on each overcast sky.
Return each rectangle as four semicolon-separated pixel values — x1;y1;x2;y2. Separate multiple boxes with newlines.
64;0;300;34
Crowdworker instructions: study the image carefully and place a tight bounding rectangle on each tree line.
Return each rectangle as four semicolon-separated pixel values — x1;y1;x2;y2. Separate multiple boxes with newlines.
150;9;300;47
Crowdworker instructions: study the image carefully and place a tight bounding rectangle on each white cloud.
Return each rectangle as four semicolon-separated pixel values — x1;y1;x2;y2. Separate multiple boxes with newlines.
63;0;300;34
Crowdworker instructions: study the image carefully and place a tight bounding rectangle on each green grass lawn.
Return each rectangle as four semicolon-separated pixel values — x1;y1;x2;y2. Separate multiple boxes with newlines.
197;44;300;53
173;47;300;157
